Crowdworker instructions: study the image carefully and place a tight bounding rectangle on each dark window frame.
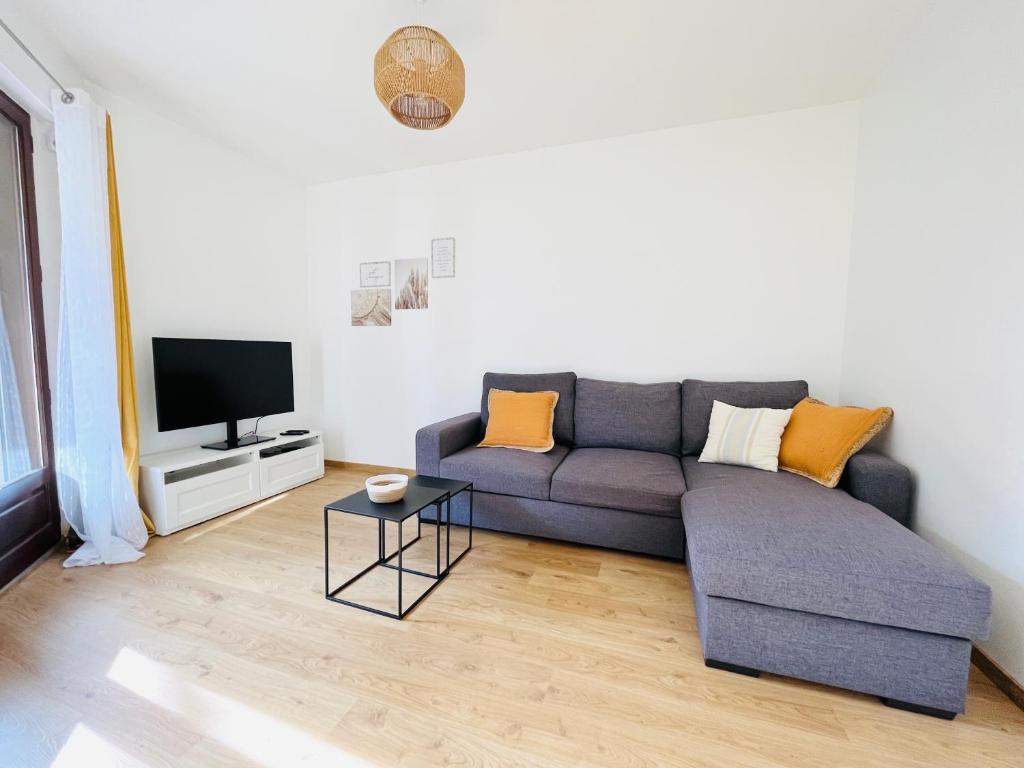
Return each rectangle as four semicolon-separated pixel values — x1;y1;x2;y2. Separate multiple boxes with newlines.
0;85;60;588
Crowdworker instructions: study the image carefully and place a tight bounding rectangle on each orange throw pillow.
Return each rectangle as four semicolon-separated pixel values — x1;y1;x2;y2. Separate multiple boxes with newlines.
479;389;559;452
779;397;893;488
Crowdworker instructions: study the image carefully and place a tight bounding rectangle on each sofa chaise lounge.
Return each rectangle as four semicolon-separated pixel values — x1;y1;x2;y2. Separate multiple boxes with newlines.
415;372;991;718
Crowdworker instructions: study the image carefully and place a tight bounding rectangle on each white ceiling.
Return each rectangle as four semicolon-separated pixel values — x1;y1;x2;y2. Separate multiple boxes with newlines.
18;0;927;183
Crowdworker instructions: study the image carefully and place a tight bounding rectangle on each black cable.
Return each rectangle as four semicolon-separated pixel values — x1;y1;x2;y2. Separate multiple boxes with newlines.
240;415;265;438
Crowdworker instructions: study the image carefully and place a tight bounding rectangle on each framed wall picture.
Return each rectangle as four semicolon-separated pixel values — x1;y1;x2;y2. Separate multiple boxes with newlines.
351;289;392;326
359;261;391;288
431;238;455;278
394;258;428;309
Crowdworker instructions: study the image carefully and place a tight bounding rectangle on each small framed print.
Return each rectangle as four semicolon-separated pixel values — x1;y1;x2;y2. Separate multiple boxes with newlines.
431;238;455;278
360;261;391;288
351;288;392;326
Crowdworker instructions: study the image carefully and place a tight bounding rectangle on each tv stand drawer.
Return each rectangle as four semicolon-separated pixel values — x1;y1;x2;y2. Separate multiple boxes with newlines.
164;461;260;532
260;444;325;497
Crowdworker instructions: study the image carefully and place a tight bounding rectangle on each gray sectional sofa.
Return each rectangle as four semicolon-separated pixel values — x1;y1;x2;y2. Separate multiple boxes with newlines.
415;372;991;718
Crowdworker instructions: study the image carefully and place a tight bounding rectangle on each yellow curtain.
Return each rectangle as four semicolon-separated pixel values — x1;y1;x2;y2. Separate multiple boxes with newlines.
107;115;154;536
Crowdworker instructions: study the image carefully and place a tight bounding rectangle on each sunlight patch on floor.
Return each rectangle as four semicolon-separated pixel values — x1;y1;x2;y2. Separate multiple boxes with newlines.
181;494;290;543
106;647;374;767
51;723;152;768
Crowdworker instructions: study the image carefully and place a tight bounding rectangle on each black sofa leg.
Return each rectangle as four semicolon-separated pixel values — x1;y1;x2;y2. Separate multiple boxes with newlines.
880;697;956;720
705;658;761;677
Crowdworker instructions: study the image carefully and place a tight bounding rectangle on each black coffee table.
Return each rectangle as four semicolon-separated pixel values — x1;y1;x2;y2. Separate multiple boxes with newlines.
323;475;473;619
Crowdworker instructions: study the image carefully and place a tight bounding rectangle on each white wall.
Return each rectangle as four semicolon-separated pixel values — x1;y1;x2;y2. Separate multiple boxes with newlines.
308;102;861;468
0;0;80;117
841;0;1024;684
90;85;315;454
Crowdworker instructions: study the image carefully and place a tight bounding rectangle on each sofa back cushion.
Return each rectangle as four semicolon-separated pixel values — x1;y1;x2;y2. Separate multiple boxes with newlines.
574;378;681;455
481;372;577;445
681;379;808;456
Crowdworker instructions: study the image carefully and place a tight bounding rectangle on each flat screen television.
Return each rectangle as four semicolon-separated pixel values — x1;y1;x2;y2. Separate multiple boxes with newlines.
152;337;294;450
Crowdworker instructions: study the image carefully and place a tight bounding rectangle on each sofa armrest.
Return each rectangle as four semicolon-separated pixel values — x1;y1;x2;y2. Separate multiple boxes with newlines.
841;452;913;527
415;412;482;476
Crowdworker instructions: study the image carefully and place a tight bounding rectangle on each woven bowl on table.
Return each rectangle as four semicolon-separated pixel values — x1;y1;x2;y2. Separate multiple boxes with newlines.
365;474;409;503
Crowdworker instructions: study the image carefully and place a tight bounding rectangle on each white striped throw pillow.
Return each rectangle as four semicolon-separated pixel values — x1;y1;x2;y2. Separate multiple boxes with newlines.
698;400;794;472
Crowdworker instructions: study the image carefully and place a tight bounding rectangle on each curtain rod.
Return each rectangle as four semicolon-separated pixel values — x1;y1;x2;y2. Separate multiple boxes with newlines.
0;16;74;104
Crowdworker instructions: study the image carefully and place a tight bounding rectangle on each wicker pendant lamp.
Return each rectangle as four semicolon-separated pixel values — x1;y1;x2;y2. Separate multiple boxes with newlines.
374;24;465;130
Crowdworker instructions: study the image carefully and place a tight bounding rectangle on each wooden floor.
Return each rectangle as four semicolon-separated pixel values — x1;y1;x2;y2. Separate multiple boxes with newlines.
2;467;1022;768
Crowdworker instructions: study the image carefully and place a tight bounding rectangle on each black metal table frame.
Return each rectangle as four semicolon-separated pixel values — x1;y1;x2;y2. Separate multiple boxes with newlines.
440;483;474;571
323;483;473;620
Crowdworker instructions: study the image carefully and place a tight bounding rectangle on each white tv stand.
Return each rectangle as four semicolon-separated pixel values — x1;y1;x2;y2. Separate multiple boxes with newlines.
140;430;324;535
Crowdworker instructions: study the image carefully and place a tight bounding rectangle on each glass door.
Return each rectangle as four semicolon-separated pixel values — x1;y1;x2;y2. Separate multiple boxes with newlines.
0;87;58;588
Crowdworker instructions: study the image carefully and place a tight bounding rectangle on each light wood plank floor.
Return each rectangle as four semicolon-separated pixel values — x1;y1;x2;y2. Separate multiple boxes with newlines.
1;467;1022;767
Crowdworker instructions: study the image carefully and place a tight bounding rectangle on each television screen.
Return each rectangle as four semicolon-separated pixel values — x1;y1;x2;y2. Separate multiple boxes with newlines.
152;338;294;432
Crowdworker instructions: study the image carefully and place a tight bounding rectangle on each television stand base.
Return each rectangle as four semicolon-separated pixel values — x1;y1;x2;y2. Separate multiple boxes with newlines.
202;434;275;451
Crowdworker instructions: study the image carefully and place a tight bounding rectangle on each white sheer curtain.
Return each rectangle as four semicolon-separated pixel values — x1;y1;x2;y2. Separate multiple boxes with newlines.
0;294;31;485
52;89;146;567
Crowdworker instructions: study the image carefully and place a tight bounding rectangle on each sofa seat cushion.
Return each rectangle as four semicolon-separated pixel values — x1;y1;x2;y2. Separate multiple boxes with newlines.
550;448;686;518
439;444;569;501
681;458;991;639
683;455;790;492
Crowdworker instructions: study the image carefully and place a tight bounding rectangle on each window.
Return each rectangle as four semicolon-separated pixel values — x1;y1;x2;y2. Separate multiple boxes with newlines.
0;85;59;589
0;108;44;486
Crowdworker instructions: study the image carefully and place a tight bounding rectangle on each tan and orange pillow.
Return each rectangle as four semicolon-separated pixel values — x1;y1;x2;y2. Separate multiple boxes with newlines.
479;388;559;452
779;397;893;488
